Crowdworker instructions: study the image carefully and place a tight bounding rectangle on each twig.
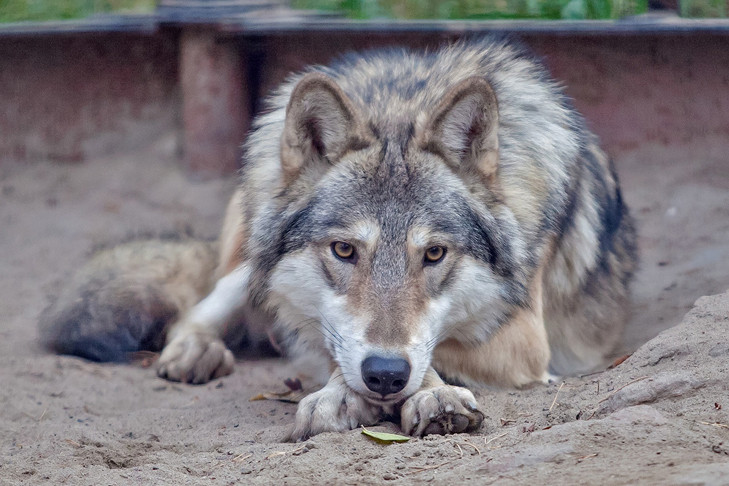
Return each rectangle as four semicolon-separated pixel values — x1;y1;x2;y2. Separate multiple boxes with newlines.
265;445;306;460
266;451;288;460
597;376;649;404
461;439;482;456
549;382;566;412
232;453;253;463
454;442;463;459
577;453;598;462
500;412;533;426
484;432;507;446
579;370;605;378
453;442;463;458
699;421;729;429
407;459;454;475
445;440;464;458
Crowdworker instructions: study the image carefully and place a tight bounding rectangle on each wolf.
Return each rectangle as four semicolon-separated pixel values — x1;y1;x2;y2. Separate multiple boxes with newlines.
40;36;637;441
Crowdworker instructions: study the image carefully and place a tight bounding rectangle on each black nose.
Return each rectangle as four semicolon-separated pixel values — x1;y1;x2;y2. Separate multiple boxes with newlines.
361;355;410;396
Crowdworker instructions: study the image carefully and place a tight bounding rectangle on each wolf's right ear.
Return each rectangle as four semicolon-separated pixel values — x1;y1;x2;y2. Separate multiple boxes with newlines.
418;76;499;180
281;72;371;183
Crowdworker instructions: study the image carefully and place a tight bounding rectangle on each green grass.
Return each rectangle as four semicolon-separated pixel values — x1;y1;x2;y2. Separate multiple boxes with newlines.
0;0;724;23
680;0;726;17
0;0;155;23
292;0;727;18
292;0;647;19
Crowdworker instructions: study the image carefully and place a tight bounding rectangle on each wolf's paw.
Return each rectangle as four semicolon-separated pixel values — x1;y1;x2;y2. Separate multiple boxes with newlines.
157;330;234;384
401;385;484;436
288;382;380;442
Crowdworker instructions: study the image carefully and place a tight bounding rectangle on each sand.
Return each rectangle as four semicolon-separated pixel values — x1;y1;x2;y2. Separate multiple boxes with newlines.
1;134;728;485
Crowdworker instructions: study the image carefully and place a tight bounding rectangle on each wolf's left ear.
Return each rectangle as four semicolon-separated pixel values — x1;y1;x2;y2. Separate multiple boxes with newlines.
281;72;371;183
418;76;499;179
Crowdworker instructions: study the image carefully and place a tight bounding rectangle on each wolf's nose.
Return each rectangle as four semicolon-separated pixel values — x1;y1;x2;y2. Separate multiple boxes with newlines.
361;355;410;396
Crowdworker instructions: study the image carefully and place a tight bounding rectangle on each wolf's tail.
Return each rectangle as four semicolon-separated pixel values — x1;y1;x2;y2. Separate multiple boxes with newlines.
39;239;218;362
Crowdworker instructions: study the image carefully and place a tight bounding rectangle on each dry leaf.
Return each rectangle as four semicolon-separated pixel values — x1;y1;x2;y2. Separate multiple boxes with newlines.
249;389;309;403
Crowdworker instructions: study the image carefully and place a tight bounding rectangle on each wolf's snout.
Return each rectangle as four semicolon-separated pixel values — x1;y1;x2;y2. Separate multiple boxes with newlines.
361;355;410;396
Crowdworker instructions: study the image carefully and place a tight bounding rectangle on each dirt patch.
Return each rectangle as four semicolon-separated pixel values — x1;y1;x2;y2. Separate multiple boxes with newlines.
0;134;728;484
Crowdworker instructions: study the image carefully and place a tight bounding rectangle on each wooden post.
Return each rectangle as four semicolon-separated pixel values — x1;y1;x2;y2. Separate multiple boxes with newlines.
179;28;247;177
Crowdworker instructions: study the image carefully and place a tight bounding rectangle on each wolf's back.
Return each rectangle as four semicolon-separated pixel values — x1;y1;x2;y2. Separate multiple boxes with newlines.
39;239;217;362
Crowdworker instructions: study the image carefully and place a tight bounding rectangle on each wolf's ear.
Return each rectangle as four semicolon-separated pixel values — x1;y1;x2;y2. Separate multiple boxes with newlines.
419;76;499;179
281;72;371;182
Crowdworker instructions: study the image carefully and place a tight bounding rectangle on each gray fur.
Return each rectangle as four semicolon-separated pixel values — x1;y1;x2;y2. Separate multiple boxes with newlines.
242;37;636;375
40;37;636;418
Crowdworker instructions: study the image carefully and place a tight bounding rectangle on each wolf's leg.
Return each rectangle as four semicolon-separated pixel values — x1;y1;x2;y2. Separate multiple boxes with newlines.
400;368;485;436
406;279;552;435
215;188;247;280
433;268;553;389
289;367;381;442
157;264;250;383
158;189;250;384
432;304;553;389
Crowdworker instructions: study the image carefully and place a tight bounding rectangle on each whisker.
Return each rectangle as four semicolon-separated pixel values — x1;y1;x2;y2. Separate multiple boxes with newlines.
314;316;343;346
314;306;346;345
295;316;343;348
426;328;447;351
329;372;344;382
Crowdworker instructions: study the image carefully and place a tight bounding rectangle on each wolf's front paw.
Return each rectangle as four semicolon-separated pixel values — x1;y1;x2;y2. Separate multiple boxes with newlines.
157;330;234;384
401;385;484;436
288;381;380;442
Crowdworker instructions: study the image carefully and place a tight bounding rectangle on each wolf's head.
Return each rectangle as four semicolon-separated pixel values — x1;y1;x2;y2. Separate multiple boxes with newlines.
263;72;528;405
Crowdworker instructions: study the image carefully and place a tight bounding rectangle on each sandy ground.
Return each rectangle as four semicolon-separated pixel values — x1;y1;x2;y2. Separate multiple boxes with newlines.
1;134;728;485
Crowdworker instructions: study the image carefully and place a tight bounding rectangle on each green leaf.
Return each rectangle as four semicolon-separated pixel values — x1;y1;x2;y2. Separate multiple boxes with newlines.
361;427;410;443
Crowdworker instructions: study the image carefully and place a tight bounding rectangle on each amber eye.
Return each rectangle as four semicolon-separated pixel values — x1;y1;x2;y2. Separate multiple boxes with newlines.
424;246;446;264
331;241;356;261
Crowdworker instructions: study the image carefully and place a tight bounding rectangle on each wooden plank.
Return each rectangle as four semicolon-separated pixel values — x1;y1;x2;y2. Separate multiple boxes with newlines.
0;15;158;37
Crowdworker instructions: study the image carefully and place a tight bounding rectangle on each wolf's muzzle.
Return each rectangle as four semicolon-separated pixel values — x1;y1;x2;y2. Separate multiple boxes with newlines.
361;355;410;396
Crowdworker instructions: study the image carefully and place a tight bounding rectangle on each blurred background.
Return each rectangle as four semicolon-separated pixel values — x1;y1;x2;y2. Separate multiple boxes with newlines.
0;1;155;22
0;0;726;22
0;4;728;484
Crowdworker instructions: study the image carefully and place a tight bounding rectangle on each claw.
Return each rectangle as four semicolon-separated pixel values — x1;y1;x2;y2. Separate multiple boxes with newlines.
401;384;484;437
156;329;234;384
289;380;381;441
